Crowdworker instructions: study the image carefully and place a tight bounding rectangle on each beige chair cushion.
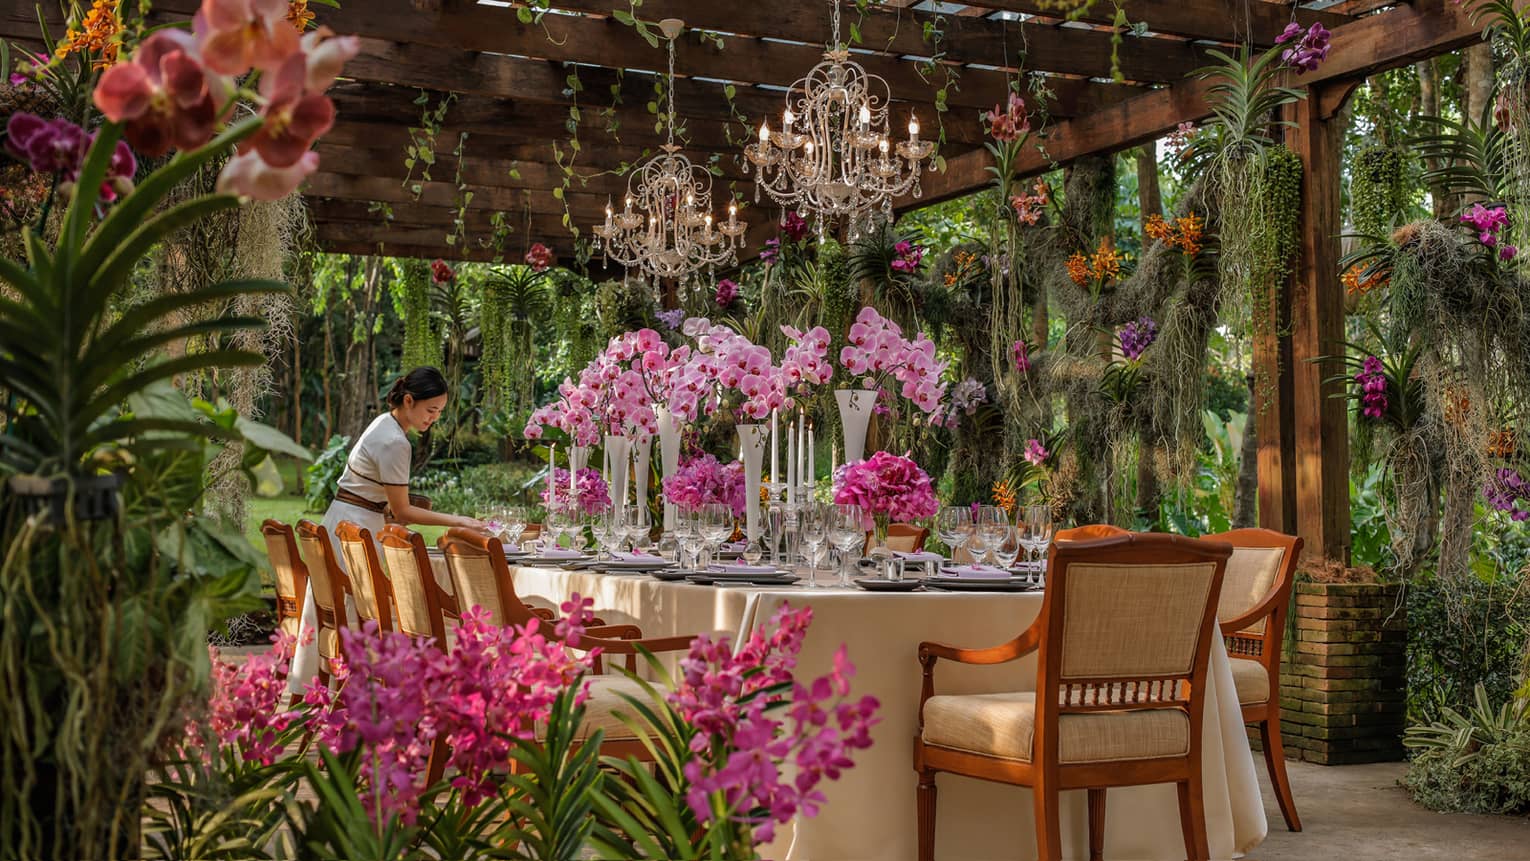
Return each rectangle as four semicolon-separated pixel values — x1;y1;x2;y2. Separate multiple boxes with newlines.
279;614;302;642
317;625;340;661
383;543;437;639
444;552;505;625
922;691;1191;764
1229;658;1271;705
1217;546;1284;635
1060;562;1218;679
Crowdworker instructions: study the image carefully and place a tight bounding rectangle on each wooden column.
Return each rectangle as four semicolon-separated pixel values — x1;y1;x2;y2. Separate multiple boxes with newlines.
1284;89;1353;562
1253;313;1297;535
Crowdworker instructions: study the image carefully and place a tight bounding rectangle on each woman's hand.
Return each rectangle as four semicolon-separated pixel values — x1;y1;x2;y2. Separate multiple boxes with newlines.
455;515;489;530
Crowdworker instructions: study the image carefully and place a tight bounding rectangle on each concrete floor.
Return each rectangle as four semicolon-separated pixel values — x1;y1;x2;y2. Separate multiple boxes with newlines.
1246;760;1529;860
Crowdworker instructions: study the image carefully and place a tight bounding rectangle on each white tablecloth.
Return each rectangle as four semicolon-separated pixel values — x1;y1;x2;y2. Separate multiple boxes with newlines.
455;563;1267;861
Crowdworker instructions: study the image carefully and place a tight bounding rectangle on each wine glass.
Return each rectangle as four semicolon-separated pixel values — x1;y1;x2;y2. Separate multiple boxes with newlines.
992;525;1023;573
1022;504;1055;583
545;505;572;551
674;510;701;568
976;506;1010;566
699;503;733;570
936;506;972;563
742;521;765;566
591;511;620;561
624;504;652;554
799;504;828;587
830;504;867;585
502;506;527;550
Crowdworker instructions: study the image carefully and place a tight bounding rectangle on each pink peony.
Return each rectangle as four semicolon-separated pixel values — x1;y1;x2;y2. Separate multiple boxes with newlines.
541;467;612;516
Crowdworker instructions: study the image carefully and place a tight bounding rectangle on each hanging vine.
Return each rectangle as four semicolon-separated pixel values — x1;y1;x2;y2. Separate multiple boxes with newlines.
403;90;455;201
400;258;442;370
1352;145;1409;238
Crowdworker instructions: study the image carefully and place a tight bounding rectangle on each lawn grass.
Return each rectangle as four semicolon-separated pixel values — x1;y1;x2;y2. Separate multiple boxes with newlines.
244;493;449;559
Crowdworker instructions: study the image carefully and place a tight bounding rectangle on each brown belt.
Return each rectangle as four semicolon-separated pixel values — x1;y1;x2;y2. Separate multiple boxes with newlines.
335;488;387;513
277;596;300;618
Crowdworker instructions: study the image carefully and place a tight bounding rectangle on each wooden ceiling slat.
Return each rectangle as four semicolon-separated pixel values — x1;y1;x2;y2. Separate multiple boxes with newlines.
908;0;1485;209
953;0;1352;45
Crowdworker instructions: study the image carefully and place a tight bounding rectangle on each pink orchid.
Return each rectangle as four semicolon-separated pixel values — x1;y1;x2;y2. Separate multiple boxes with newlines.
93;30;223;157
216;148;319;200
194;0;301;76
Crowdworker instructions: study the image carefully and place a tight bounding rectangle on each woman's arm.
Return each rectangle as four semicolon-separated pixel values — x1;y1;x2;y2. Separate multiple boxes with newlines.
383;485;486;529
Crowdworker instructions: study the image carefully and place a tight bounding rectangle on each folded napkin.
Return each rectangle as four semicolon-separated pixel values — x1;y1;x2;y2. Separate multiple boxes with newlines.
611;551;662;562
708;563;778;575
940;564;1011;580
894;551;944;563
720;541;747;552
533;547;585;560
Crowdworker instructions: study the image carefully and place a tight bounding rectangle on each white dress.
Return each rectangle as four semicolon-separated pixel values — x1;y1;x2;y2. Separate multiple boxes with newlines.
288;413;413;691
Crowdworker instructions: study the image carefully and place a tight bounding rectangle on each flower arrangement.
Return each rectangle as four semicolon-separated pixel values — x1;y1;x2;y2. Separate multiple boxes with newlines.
890;240;925;273
1010;177;1050;225
1011;338;1031;373
833;451;940;524
984;91;1030;143
1143;212;1205;256
541;466;612;516
1484;467;1530;521
715;278;739;307
837;306;949;414
1117;316;1159;362
779;324;834;391
1277;22;1332;74
683;317;794;420
663;453;747;518
525;241;555;271
1354;356;1390;420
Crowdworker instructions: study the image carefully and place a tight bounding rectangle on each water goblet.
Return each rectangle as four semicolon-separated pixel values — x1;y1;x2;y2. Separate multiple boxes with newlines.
992;525;1022;573
502;506;527;550
742;522;765;566
799;504;828;587
1022;504;1054;583
936;506;973;562
624;504;653;554
976;506;1010;567
765;505;785;565
830;504;867;585
699;503;732;570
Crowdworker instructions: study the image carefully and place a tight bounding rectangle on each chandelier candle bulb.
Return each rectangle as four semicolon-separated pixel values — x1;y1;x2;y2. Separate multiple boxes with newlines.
909;115;919;140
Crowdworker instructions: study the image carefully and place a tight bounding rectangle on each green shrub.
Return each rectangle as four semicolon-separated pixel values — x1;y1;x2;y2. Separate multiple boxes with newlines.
1404;684;1530;815
414;461;544;515
304;435;351;513
1407;562;1529;725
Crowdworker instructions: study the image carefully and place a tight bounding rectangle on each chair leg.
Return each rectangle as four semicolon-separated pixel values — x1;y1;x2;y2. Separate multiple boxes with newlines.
1087;788;1106;861
1259;717;1303;831
1032;780;1062;861
1175;776;1210;861
426;736;448;787
916;770;937;861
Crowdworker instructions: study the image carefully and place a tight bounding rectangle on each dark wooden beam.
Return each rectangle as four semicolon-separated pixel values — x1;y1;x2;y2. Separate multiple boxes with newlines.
908;0;1488;208
953;0;1351;45
1283;89;1351;562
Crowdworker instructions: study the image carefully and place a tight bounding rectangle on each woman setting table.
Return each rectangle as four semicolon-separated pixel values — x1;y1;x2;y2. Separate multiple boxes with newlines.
289;366;486;691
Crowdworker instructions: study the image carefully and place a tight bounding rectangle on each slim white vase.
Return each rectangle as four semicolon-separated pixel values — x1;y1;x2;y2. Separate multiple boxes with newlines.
602;434;630;519
655;406;683;530
835;388;876;464
737;424;769;544
632;434;652;516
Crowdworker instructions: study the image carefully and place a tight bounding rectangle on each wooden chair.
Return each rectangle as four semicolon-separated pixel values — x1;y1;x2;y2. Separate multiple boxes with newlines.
1203;527;1304;832
379;524;458;646
259;520;310;651
914;533;1232;861
864;523;930;555
1054;523;1130;542
294;519;354;687
435;527;698;761
335;520;396;632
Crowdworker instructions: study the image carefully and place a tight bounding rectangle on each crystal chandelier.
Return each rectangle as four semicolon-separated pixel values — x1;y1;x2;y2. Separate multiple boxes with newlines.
744;0;935;237
593;19;746;285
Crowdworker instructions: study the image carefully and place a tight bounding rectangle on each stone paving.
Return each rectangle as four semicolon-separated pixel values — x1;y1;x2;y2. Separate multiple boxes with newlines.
1247;760;1528;861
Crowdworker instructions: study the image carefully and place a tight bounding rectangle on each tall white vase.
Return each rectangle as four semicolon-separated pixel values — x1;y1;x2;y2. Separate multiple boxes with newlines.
655;406;683;530
835;388;876;464
602;434;630;518
737;424;769;544
632;434;652;516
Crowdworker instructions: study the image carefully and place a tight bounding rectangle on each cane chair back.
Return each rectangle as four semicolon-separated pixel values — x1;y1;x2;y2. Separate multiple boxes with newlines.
295;519;350;665
379;525;453;647
335;521;394;631
1053;523;1129;542
260;520;309;644
437;528;542;627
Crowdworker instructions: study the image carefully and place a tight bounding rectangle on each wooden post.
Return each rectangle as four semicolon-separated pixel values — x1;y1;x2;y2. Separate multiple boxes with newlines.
1253;317;1296;536
1284;89;1352;563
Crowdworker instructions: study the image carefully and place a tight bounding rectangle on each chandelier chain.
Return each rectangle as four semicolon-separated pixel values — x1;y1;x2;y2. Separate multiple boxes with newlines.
666;36;677;148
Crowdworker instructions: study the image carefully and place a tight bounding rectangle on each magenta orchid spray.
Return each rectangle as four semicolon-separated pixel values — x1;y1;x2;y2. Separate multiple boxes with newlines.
837;306;949;415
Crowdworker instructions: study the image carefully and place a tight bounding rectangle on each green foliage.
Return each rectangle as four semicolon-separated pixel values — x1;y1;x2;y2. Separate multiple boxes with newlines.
1412;100;1514;205
1351;146;1410;238
399;258;442;371
1180;46;1303;172
304;434;351;513
414;461;544;513
482;266;551;413
1404;684;1530;815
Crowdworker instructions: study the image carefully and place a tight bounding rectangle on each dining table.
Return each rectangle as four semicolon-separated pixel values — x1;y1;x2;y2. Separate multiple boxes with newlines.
426;556;1270;861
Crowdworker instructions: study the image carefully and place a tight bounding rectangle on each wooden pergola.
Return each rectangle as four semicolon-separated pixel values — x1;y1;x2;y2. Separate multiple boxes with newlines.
0;0;1491;560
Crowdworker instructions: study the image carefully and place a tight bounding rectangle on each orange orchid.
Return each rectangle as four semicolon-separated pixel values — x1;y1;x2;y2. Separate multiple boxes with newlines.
1065;252;1091;286
287;0;316;31
56;0;123;68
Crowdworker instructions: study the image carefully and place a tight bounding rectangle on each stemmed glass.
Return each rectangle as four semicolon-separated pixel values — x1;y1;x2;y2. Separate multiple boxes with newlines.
975;506;1010;566
936;506;973;563
741;521;765;566
592;510;621;561
502;506;527;550
545;504;573;551
992;525;1023;573
830;504;867;585
676;510;703;569
1021;504;1055;584
698;503;732;570
799;504;828;586
624;504;652;554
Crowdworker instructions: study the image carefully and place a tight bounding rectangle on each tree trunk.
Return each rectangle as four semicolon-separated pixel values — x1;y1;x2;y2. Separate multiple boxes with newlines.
1136;146;1162;226
1233;375;1260;528
337;257;382;440
1461;43;1496;208
1417;58;1451;218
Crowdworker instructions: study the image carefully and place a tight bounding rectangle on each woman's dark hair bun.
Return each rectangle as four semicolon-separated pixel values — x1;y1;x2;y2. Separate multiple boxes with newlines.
387;366;449;408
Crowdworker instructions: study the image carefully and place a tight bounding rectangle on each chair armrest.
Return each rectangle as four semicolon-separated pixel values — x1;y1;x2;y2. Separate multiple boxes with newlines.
576;630;699;674
917;624;1042;730
531;607;556;621
1219;586;1288;637
584;624;644;640
437;591;461;618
